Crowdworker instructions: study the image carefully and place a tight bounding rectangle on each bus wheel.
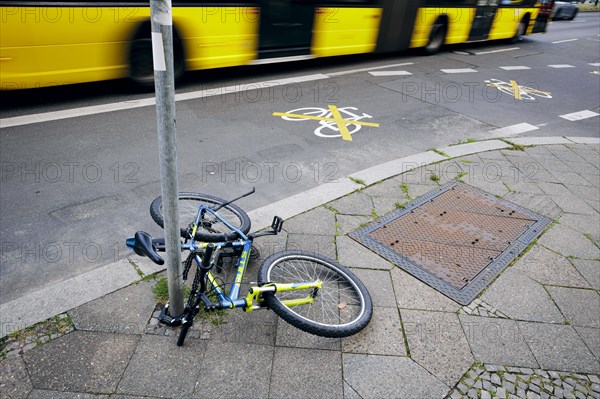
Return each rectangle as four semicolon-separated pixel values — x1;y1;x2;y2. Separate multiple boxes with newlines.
129;31;185;90
423;22;447;55
129;38;155;89
511;18;528;43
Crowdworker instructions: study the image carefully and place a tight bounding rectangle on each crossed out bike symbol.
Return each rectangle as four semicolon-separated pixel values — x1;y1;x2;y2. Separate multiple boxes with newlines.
485;79;553;101
273;105;380;141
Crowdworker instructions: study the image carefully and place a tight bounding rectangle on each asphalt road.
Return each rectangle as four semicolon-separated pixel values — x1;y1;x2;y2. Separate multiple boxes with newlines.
1;13;599;305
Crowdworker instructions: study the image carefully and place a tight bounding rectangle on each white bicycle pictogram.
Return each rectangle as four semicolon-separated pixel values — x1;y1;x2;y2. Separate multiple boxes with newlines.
278;106;377;138
485;79;552;101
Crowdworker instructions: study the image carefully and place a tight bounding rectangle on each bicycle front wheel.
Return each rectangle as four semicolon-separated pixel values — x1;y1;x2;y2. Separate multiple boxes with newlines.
257;251;372;338
149;192;251;242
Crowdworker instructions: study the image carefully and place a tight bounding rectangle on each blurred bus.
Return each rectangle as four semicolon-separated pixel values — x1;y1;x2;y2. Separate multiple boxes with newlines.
0;0;553;90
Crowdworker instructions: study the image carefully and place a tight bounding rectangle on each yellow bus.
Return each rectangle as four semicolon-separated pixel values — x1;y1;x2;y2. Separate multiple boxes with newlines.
0;0;553;90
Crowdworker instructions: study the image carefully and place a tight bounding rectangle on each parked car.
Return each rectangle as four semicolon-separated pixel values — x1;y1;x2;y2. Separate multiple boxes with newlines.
553;0;579;19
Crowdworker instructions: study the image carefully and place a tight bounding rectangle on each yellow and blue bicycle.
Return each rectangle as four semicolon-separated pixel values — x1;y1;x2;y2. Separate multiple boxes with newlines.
127;189;372;346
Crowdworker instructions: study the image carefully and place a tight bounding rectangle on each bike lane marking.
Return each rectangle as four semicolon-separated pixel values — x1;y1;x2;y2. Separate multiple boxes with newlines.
272;106;380;141
485;79;552;101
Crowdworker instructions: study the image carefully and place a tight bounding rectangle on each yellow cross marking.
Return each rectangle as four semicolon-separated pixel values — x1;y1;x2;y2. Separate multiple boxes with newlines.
510;80;522;101
486;81;552;99
272;106;380;142
328;105;352;141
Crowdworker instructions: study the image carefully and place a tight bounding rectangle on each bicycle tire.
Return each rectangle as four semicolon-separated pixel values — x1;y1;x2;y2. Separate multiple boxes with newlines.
257;250;372;338
149;192;251;242
177;323;191;346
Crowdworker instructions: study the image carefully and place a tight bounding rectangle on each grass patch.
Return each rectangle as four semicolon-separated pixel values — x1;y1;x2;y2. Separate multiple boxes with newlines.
128;258;145;278
454;138;477;146
349;176;366;186
428;148;450;157
153;277;171;303
141;273;159;283
395;201;406;209
456;171;468;181
400;182;414;200
506;144;526;151
430;173;440;182
153;277;228;326
400;182;409;195
153;277;192;304
584;233;599;248
323;204;339;214
501;139;526;151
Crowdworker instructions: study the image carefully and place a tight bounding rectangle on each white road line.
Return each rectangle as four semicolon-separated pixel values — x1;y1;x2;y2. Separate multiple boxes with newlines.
548;64;576;68
0;73;331;128
0;98;157;129
560;110;600;121
552;38;579;44
589;63;600;67
249;55;315;65
473;47;520;55
328;62;415;77
488;123;539;137
499;66;532;71
440;68;478;74
368;71;413;76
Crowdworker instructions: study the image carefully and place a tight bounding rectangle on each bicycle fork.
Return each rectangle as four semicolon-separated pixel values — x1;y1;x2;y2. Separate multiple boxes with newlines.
179;244;219;330
244;280;323;312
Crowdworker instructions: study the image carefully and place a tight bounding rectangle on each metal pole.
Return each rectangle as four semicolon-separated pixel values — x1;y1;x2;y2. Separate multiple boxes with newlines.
150;0;183;316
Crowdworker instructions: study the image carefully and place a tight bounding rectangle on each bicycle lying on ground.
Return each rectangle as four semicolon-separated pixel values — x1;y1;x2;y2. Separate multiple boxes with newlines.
126;188;372;346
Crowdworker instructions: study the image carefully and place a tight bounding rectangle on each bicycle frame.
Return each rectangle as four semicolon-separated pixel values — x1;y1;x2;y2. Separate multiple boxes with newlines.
185;205;321;313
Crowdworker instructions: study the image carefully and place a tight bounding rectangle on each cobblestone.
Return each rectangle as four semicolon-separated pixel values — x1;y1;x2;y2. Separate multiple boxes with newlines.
445;363;600;399
143;303;214;340
0;312;74;359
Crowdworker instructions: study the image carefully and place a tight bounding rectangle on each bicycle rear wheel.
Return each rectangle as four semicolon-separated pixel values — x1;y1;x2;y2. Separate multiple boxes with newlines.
149;192;251;242
257;250;372;338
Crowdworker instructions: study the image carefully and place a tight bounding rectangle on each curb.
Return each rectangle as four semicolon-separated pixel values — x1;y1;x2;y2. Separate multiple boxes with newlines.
1;135;598;338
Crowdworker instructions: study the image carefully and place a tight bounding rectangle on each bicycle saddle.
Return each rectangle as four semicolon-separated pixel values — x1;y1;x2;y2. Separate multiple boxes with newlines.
129;231;164;265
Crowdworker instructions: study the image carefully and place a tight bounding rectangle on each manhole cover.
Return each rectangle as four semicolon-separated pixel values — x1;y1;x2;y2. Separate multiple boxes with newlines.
350;182;549;305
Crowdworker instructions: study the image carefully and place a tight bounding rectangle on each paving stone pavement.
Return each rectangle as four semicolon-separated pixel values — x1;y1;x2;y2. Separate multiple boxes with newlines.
1;141;599;399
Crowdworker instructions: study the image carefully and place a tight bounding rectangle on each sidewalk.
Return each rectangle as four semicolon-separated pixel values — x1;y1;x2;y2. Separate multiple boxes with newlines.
1;137;599;399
